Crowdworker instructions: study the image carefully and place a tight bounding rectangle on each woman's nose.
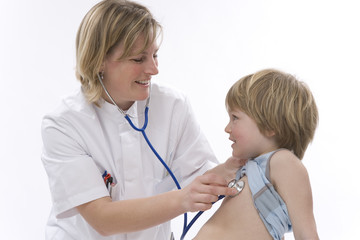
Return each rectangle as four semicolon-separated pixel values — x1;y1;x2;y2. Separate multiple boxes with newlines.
145;57;159;75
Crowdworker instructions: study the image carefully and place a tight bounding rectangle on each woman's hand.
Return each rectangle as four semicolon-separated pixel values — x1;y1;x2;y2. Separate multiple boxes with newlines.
207;157;247;182
223;157;247;178
179;173;237;212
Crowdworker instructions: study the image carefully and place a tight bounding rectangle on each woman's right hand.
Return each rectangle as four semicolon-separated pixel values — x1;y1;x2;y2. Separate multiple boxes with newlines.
179;173;237;212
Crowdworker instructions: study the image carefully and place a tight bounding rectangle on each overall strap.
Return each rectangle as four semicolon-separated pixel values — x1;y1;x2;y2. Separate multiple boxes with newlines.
241;150;292;240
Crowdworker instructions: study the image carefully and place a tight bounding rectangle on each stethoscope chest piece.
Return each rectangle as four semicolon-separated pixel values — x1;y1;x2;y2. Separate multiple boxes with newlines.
228;179;245;197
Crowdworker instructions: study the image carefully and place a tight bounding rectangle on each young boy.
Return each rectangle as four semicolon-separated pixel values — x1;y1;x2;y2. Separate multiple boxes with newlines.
194;69;320;240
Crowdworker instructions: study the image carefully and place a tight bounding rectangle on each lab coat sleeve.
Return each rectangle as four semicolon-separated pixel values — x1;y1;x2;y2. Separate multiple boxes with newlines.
41;114;109;219
170;96;218;187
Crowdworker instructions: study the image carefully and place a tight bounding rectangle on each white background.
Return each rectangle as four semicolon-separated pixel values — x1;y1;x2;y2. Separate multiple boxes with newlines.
1;0;359;239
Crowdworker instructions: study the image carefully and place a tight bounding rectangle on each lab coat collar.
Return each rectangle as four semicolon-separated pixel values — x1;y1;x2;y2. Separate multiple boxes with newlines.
98;97;147;121
65;87;149;125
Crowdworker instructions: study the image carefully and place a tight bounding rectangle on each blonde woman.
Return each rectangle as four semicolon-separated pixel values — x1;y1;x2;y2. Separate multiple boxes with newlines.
41;0;241;239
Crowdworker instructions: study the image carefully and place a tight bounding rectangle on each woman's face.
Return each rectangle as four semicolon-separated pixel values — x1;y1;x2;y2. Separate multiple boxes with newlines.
102;35;159;110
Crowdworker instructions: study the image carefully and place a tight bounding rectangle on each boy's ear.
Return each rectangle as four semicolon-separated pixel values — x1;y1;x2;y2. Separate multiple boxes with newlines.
265;130;276;137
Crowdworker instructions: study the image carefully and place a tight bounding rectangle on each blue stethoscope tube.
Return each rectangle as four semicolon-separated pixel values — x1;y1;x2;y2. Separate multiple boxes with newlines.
98;75;222;239
124;107;188;237
124;108;181;190
125;106;224;240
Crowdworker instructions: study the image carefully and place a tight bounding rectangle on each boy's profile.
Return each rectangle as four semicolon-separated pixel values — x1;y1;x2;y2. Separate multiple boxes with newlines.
194;69;319;240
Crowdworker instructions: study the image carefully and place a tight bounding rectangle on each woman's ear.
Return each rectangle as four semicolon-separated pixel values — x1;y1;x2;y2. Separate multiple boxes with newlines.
99;62;105;73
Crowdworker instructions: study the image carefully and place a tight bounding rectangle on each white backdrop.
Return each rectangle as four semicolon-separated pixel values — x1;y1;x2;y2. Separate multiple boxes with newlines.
1;0;359;239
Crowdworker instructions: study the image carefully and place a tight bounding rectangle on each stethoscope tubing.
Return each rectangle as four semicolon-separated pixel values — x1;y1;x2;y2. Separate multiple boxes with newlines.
125;107;181;189
180;195;225;240
125;106;224;240
124;107;188;235
98;75;220;239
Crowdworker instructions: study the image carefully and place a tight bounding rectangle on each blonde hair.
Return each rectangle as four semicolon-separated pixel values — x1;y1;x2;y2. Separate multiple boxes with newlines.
75;0;162;103
226;69;318;159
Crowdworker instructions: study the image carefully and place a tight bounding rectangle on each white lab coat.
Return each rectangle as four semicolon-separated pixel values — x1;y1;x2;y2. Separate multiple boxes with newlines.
41;83;218;240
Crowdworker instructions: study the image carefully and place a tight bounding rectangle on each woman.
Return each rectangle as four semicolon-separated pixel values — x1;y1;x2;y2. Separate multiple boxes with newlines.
41;0;241;239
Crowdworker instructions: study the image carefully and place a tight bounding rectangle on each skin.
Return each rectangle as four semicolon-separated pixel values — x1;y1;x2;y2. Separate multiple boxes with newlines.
76;35;243;236
194;108;319;240
101;34;159;110
225;109;277;159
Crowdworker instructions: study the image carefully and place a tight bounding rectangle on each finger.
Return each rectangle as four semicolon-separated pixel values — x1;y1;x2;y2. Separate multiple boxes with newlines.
225;187;238;196
197;173;228;187
199;184;237;197
190;202;212;212
212;184;239;196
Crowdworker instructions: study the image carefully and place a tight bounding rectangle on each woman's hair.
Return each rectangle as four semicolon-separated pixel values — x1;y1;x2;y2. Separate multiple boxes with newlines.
226;69;319;159
75;0;162;103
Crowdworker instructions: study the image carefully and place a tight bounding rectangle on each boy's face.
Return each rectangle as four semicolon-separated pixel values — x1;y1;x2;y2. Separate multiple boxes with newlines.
225;108;277;159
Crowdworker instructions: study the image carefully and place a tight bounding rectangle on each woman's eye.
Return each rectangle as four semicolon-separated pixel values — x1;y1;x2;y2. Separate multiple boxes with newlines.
132;58;144;63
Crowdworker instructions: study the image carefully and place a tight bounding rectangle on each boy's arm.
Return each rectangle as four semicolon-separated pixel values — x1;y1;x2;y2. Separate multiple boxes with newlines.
270;150;319;240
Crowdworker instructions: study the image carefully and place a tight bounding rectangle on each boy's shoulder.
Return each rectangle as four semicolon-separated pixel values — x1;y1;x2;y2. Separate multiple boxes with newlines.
269;149;308;188
270;149;299;165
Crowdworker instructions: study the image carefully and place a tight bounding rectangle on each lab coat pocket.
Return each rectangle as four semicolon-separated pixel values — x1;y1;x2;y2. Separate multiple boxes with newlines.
109;183;121;201
155;169;182;194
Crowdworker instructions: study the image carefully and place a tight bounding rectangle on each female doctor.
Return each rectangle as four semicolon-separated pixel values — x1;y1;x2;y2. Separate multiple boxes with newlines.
41;0;242;239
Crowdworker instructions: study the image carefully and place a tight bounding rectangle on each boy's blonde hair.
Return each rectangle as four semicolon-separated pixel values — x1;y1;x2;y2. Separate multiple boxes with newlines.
75;0;162;103
226;69;318;159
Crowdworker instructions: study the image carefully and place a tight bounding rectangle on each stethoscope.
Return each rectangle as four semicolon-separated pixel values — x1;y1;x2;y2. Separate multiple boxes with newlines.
98;73;245;239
